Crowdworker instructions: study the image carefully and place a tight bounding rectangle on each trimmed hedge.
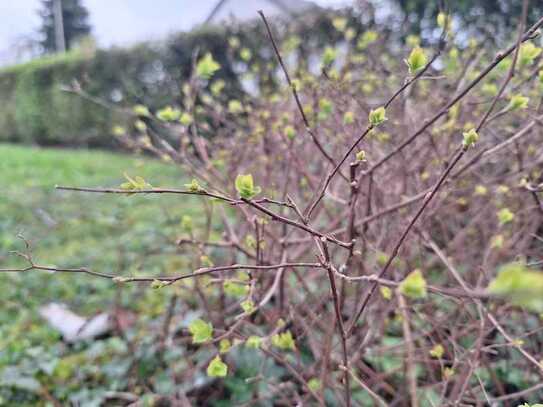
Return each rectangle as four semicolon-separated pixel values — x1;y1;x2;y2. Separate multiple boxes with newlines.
0;29;242;148
0;51;115;147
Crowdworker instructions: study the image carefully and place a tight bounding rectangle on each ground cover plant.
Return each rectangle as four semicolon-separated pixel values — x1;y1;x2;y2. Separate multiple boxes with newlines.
2;2;543;406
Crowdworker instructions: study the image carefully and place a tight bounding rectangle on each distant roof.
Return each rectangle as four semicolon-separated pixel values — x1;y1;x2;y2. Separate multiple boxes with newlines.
204;0;317;25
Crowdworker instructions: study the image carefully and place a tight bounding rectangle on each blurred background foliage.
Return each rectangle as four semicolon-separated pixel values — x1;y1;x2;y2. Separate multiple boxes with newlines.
0;8;358;148
0;0;543;148
396;0;543;41
2;1;540;149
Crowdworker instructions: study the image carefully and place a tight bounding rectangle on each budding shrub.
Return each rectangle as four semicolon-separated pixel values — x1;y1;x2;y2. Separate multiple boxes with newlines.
19;10;543;406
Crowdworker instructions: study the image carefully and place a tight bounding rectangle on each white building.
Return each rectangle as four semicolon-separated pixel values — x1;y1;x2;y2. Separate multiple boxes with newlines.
203;0;316;24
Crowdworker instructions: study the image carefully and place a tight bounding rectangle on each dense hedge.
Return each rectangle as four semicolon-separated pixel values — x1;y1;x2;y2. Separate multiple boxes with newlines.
0;8;368;148
0;29;241;148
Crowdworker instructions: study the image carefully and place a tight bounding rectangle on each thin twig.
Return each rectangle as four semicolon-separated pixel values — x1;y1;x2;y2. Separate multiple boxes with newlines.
258;10;347;181
397;292;418;407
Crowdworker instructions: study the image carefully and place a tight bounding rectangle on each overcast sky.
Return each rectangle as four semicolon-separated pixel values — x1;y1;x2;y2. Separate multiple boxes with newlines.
0;0;351;64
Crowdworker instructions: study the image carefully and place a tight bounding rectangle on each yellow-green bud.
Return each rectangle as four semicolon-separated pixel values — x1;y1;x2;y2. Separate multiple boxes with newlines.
406;46;427;74
462;128;479;148
369;106;386;126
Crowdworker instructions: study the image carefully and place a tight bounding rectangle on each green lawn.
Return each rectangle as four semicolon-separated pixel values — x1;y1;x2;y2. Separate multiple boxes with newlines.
0;144;203;405
0;143;194;272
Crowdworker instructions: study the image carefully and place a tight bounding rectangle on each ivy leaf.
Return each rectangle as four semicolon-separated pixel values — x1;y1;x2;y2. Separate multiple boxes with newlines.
399;269;427;299
188;319;213;344
207;355;228;377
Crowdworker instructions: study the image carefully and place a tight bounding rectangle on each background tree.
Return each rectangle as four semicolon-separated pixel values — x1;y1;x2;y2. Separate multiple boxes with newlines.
38;0;91;53
393;0;543;43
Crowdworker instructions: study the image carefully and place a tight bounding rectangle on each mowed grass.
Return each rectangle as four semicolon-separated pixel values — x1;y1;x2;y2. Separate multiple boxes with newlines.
0;144;204;398
0;142;200;272
1;143;191;270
